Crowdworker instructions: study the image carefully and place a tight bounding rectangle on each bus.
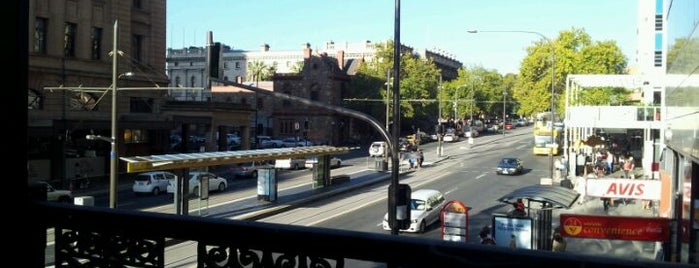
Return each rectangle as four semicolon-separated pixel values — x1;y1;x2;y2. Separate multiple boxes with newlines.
533;127;561;155
534;112;558;130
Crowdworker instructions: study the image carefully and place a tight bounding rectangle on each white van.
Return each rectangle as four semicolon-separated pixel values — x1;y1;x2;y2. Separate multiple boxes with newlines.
382;189;446;233
275;158;306;170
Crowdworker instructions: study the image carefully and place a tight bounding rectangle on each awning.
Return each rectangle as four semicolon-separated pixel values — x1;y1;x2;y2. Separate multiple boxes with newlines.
497;185;580;209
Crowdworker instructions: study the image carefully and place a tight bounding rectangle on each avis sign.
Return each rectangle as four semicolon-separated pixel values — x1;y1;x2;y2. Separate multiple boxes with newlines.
586;178;660;200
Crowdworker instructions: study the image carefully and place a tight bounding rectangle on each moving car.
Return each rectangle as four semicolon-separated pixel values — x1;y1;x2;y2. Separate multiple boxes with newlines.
496;157;524;175
443;133;458;142
133;171;177;195
230;161;274;178
166;171;228;195
36;181;73;203
275;158;307;170
382;189;446;233
305;156;342;169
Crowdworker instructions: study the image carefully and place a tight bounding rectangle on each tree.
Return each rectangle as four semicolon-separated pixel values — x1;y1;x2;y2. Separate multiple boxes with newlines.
247;61;274;82
348;41;441;133
514;27;627;117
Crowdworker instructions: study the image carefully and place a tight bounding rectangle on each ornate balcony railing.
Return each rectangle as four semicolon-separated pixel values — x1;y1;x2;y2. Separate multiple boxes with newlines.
29;183;686;268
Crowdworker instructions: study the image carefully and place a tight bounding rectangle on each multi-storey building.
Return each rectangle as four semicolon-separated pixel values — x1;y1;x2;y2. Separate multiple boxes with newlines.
167;40;462;140
27;0;171;186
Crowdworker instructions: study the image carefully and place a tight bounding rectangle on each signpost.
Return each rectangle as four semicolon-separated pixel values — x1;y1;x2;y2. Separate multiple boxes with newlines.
440;200;470;242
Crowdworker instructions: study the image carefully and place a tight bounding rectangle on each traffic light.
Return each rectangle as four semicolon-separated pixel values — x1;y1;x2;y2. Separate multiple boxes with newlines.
388;183;411;232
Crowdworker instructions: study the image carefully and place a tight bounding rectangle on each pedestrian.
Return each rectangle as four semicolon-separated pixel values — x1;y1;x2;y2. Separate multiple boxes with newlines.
606;151;614;175
623;156;635;179
576;152;586;176
479;225;496;245
552;232;567;252
408;154;416;169
417;149;424;168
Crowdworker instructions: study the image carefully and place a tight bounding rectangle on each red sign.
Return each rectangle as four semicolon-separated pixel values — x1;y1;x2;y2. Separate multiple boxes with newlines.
586;179;661;200
560;214;670;242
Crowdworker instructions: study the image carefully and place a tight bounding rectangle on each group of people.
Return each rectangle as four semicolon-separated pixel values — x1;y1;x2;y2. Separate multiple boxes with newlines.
406;149;424;169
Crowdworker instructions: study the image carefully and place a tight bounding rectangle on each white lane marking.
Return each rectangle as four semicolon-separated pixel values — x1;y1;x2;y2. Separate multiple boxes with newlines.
476;173;487;180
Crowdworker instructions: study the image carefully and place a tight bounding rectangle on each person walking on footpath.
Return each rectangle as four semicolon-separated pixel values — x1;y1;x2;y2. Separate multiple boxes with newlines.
623;155;635;179
576;151;586;176
417;149;424;168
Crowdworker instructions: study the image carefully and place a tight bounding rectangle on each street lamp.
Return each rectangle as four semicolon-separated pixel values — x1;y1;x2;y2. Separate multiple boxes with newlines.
467;29;556;180
503;90;507;137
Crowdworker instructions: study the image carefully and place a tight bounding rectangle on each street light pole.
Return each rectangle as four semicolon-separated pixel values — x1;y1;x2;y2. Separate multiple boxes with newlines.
503;90;507;137
386;69;391;131
109;20;119;209
467;29;556;180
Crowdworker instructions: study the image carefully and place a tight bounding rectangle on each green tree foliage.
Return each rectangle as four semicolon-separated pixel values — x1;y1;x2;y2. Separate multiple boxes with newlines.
348;41;441;131
246;61;275;82
514;27;627;117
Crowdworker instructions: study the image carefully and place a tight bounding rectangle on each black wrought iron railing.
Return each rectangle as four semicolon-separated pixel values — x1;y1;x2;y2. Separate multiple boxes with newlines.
32;199;690;268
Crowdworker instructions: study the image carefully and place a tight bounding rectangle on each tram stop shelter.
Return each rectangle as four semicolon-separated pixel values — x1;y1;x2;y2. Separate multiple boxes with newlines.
120;145;351;214
496;185;580;251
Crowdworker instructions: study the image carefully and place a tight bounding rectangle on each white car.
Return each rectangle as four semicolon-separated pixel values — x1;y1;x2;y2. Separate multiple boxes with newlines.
166;171;228;196
382;189;446;233
275;158;307;170
36;181;73;202
443;133;458;142
305;156;342;169
369;141;388;157
133;171;176;195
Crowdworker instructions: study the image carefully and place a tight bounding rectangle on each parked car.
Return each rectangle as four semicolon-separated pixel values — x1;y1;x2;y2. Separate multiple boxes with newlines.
132;171;177;195
369;141;389;157
229;161;274;178
496;157;524;175
305;156;342;169
166;171;228;196
463;126;479;138
281;137;314;147
382;189;446;233
443;133;458;142
398;138;413;151
35;181;73;203
256;136;284;148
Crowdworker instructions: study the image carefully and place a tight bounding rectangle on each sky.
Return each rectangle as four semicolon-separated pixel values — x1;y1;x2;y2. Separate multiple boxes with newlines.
167;0;639;75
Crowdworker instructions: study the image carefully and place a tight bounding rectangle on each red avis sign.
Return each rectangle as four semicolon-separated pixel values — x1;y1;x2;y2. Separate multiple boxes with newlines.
560;214;669;241
586;179;660;200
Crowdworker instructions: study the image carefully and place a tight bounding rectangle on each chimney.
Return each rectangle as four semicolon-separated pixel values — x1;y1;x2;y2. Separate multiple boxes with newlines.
337;50;345;70
261;43;270;52
303;42;312;59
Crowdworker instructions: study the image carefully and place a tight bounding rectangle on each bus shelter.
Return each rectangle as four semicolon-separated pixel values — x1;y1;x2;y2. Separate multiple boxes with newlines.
120;145;351;214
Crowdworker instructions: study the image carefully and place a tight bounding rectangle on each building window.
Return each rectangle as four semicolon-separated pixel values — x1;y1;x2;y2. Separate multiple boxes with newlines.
175;76;181;86
310;91;319;101
64;22;77;57
133;0;142;9
132;34;144;63
34;17;47;54
124;129;148;144
91;27;103;60
654;14;663;31
280;120;294;136
235;62;240;69
130;97;153;113
190;76;196;87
